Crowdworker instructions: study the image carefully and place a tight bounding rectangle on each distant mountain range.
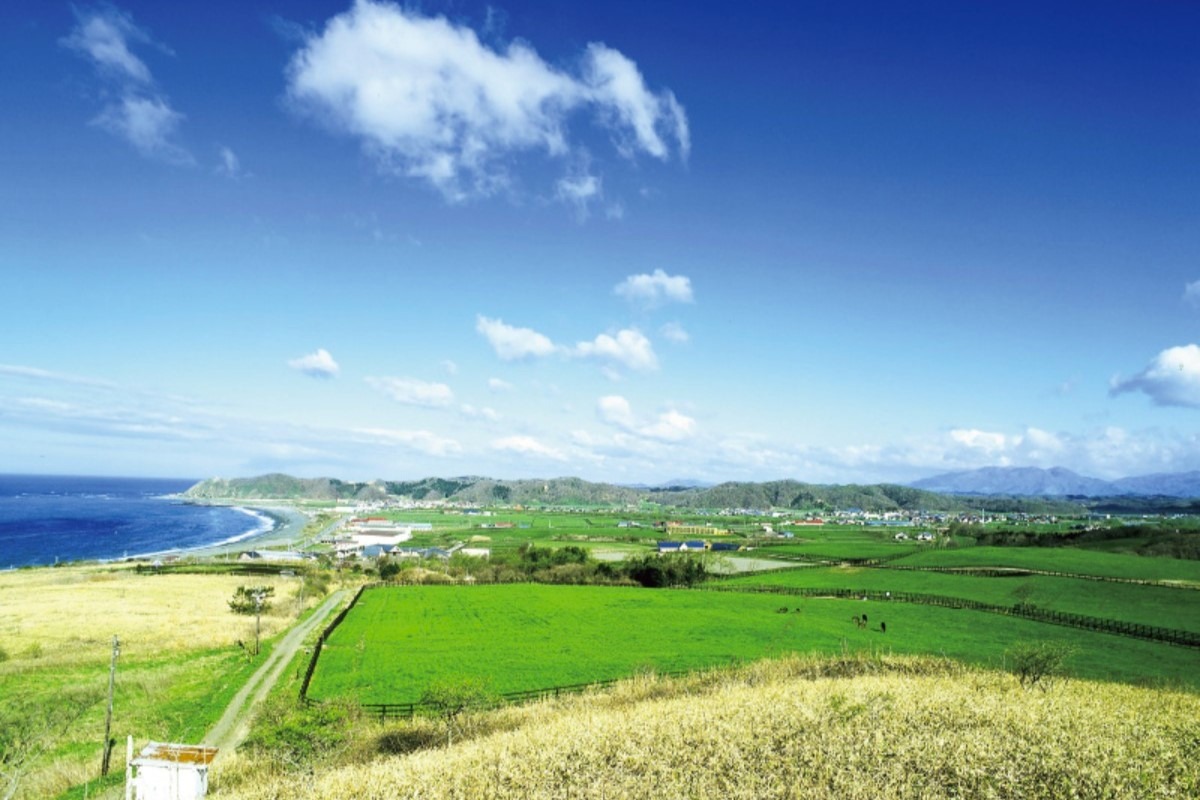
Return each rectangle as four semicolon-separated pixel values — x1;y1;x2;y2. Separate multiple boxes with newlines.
184;473;1076;513
910;467;1200;498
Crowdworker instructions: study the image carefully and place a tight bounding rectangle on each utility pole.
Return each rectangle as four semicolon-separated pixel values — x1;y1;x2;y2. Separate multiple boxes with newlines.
254;590;265;656
100;635;120;776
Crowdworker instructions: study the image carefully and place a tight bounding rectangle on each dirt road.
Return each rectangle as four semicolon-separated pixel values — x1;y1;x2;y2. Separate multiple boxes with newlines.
205;588;349;760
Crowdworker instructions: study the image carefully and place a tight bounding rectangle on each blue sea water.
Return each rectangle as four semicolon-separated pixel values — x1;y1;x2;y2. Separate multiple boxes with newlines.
0;475;275;568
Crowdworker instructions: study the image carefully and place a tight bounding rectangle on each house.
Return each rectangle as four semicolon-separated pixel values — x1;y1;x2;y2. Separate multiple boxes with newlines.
459;547;491;559
916;531;935;542
893;533;910;541
127;740;217;800
238;550;310;562
710;542;739;552
392;546;452;560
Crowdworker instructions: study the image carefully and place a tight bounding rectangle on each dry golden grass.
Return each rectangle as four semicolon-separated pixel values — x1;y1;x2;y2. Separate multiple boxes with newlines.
216;655;1200;800
0;564;302;665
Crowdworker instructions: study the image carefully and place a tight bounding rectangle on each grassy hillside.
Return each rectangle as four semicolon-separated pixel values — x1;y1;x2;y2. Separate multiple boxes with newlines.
215;655;1200;799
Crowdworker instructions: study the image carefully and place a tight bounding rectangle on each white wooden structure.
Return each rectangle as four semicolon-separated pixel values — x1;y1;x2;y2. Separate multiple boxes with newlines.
126;739;217;800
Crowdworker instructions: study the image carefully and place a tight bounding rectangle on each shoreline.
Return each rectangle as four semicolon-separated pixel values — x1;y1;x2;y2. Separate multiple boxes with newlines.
146;502;311;560
2;503;313;570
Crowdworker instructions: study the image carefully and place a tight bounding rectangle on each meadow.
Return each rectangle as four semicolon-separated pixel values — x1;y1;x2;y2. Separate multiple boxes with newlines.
306;583;1200;706
0;564;324;799
720;564;1200;632
890;544;1200;583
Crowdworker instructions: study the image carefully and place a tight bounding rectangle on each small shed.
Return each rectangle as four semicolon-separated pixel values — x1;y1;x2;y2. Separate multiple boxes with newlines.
128;741;218;800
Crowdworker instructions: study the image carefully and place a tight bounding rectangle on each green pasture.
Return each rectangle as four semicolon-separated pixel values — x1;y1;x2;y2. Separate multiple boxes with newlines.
306;585;1200;705
721;565;1200;633
891;546;1200;584
754;524;927;560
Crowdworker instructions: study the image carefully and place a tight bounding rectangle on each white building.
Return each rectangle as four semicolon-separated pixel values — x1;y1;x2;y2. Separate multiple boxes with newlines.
127;741;217;800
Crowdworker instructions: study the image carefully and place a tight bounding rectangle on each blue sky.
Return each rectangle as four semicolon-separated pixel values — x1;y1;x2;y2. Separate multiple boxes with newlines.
1;0;1198;483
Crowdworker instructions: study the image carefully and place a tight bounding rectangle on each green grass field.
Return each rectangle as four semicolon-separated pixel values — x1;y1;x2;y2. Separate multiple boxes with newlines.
890;545;1200;583
720;565;1200;632
306;584;1200;705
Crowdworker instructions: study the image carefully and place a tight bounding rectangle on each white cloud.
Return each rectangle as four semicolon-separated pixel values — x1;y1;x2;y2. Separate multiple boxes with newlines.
948;428;1010;455
287;348;340;379
62;6;192;164
442;360;459;375
639;409;696;442
488;377;514;392
614;269;693;308
597;395;636;428
1185;281;1200;308
574;328;658;372
660;321;689;344
491;434;566;461
1110;344;1200;408
284;0;687;201
476;315;558;360
367;376;455;407
352;427;461;456
595;395;696;443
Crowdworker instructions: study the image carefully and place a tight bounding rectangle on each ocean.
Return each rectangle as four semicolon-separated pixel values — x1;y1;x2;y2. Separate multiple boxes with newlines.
0;474;276;568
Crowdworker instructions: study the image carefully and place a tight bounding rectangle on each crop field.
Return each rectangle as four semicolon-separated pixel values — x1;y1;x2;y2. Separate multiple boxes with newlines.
306;584;1200;705
720;565;1200;632
891;545;1200;583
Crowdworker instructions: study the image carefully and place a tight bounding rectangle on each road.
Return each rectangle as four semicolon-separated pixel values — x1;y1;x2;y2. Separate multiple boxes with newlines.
205;588;349;760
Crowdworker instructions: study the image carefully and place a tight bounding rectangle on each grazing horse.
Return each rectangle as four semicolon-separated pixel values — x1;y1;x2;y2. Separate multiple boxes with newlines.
880;621;887;633
852;615;866;629
777;606;789;614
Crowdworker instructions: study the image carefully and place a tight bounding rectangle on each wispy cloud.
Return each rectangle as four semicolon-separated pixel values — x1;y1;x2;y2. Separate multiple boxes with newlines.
62;5;192;164
491;434;566;461
216;145;244;178
367;376;455;407
287;348;340;379
351;427;461;456
488;377;514;392
614;269;693;308
284;0;687;201
660;321;689;344
1185;280;1200;308
1110;344;1200;408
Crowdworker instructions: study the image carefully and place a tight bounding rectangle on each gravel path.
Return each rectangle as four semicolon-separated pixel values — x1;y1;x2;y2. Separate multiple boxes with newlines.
205;588;349;760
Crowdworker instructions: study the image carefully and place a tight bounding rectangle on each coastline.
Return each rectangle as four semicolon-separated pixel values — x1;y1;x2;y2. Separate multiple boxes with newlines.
158;503;311;560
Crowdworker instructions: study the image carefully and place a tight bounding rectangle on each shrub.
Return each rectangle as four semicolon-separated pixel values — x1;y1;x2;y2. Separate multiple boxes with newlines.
1007;641;1073;690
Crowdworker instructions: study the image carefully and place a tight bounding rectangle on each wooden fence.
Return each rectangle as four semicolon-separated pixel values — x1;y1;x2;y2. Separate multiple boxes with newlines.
298;584;368;700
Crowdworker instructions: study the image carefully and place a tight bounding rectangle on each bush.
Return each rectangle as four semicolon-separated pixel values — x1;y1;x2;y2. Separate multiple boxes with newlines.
1007;641;1073;690
229;585;275;615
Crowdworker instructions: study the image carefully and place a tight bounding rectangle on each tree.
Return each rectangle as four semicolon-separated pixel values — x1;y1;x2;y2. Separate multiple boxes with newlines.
1007;641;1073;690
419;677;495;746
228;585;275;615
229;586;274;656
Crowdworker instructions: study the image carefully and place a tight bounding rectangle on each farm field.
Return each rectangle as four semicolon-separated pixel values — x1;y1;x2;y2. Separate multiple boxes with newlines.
720;565;1200;633
891;545;1200;584
305;584;1200;705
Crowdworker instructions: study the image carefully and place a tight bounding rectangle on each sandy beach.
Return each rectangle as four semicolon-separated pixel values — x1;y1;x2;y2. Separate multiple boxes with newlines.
144;503;314;561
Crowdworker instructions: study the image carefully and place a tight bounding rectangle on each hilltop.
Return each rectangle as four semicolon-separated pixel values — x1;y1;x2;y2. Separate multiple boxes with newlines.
911;465;1200;498
214;655;1200;799
183;473;1078;513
